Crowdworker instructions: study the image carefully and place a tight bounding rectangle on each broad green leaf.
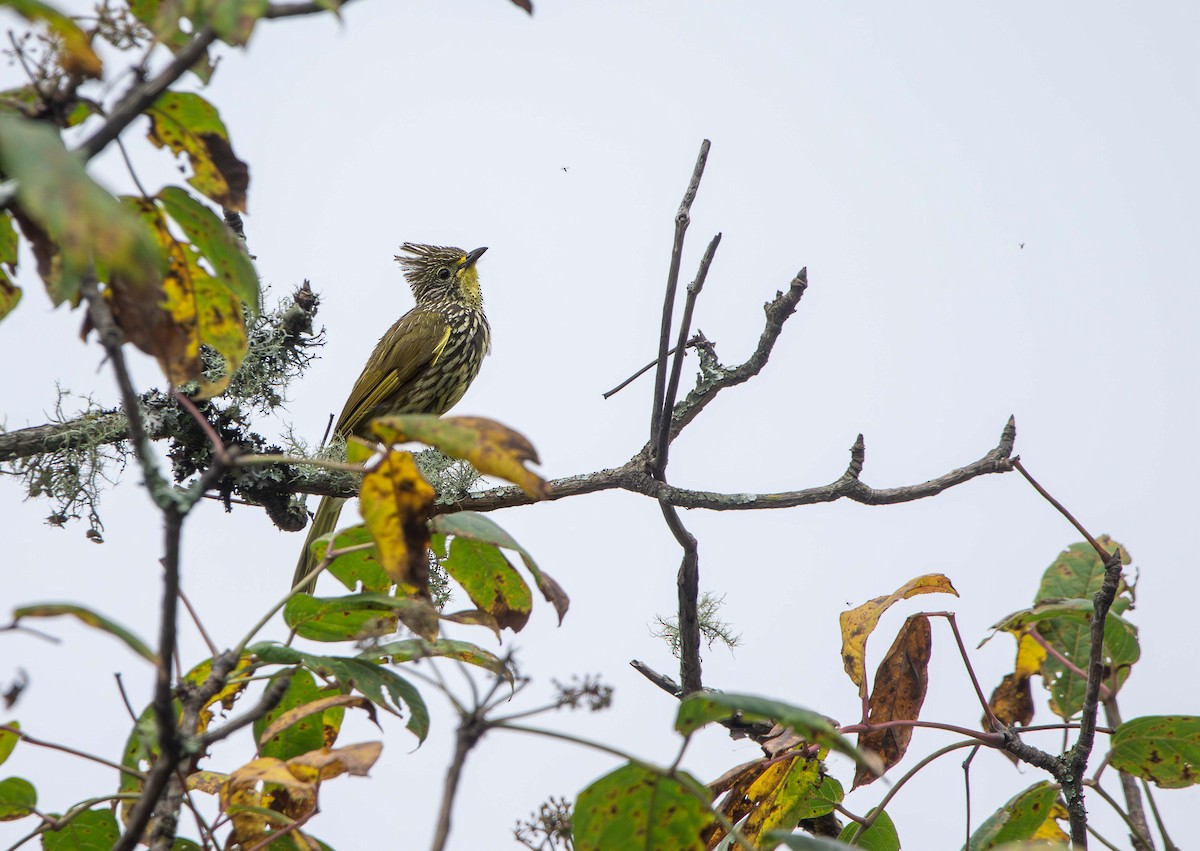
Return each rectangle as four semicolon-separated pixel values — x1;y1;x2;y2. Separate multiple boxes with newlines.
318;525;392;593
358;450;435;597
1034;537;1132;607
371;415;547;499
147;92;248;210
967;781;1068;849
257;694;371;755
431;512;568;623
12;603;154;662
796;775;844;819
1109;716;1200;788
199;0;269;46
0;723;17;766
157;185;258;309
0;210;19;323
361;638;510;678
172;840;203;850
677;692;868;771
0;114;161;305
440;536;532;632
0;0;102;77
253;670;326;761
983;599;1139;719
42;807;120;848
1028;538;1138;718
839;573;958;697
248;643;429;742
0;776;35;820
283;593;401;642
838;809;900;850
128;0;215;82
574;762;712;851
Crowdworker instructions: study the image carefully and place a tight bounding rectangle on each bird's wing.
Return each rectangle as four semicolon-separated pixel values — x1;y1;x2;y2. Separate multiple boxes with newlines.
335;307;451;436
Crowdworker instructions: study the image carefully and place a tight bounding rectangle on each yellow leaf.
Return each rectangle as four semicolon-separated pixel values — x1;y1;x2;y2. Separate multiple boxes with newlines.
371;415;547;499
112;197;247;397
1015;632;1048;677
358;449;434;596
146;92;248;211
286;741;382;781
839;573;958;697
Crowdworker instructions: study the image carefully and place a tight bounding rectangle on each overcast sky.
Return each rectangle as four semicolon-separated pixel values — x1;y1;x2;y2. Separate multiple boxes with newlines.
3;2;1199;849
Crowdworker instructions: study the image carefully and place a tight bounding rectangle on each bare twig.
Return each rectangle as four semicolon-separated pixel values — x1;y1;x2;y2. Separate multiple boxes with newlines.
451;416;1017;514
602;343;684;399
648;139;710;470
1012;459;1110;561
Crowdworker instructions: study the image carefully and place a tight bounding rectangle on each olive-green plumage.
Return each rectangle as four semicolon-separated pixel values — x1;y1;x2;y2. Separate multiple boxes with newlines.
292;243;491;592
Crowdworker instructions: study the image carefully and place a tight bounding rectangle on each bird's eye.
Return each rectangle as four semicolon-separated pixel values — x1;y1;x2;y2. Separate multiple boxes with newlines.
436;267;452;280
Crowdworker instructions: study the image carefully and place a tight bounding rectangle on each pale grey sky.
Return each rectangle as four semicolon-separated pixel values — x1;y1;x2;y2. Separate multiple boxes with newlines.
2;2;1198;848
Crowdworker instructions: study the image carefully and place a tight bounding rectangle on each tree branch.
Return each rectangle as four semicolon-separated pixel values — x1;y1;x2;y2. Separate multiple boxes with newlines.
77;27;219;161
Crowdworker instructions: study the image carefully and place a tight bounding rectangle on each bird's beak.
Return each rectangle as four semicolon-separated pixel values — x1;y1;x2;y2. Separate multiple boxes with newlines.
463;246;488;269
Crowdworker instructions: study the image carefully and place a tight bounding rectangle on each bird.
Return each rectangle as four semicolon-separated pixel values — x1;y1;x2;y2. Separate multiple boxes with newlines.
292;243;492;593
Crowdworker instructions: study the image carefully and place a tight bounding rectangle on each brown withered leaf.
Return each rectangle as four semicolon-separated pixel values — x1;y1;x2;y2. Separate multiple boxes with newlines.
371;415;548;499
358;450;434;597
987;673;1034;729
853;614;932;789
840;573;957;697
441;608;502;641
985;632;1043;741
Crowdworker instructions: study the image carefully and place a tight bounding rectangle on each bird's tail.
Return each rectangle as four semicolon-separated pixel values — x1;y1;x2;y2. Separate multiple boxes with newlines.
292;495;347;594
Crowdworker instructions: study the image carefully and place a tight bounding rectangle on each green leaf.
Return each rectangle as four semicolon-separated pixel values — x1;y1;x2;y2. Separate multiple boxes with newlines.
283;593;401;642
0;723;17;766
0;776;35;820
248;643;429;742
0;0;102;77
42;807;120;848
1026;538;1139;717
676;692;868;771
361;638;510;678
574;762;712;851
0;114;162;305
1109;716;1200;788
796;775;844;819
157;185;259;310
431;512;568;624
128;0;215;82
837;809;900;850
0;209;20;323
146;92;248;210
1034;538;1133;607
171;840;203;850
200;0;270;46
967;781;1068;849
319;526;392;593
12;603;155;662
985;598;1140;718
253;670;326;761
439;536;532;632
